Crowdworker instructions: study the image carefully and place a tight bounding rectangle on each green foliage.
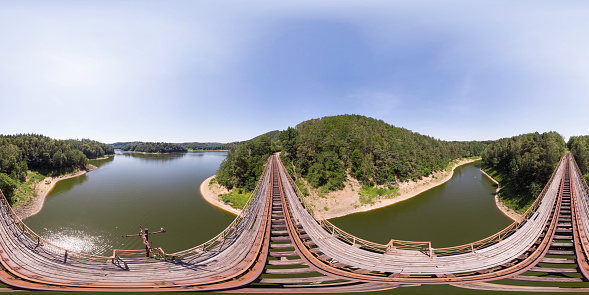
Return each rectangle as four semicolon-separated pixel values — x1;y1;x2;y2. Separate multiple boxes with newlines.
63;139;114;159
358;184;399;205
0;134;110;174
279;127;298;156
568;135;589;175
584;174;589;186
482;131;566;211
295;179;310;197
12;171;45;207
281;115;487;192
120;142;188;153
0;173;17;203
0;134;112;204
219;189;250;210
216;135;274;191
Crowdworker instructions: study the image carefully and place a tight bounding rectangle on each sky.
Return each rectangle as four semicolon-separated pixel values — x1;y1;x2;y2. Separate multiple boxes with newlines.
1;0;589;143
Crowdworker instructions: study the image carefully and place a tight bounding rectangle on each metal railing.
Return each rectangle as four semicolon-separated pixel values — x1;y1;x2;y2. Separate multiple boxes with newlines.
277;153;566;257
0;157;272;263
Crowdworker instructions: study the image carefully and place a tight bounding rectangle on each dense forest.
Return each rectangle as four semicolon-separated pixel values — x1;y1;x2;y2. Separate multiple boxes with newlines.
120;142;188;153
111;131;282;152
481;132;566;211
0;134;114;204
217;115;486;193
215;135;279;191
279;115;486;190
568;136;589;184
181;131;281;151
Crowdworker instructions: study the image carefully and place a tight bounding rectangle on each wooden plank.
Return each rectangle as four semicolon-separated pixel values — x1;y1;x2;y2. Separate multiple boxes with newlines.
265;267;314;274
530;267;578;273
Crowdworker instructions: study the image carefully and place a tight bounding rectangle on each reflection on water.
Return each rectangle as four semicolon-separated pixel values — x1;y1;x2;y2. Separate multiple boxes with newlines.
25;151;232;256
118;150;187;162
43;227;112;254
331;161;512;248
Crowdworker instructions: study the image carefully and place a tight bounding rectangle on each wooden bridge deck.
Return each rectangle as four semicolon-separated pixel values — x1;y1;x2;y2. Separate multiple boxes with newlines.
0;153;588;292
280;160;561;274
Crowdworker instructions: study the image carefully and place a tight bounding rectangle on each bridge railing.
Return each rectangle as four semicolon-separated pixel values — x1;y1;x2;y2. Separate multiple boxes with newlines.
276;155;435;253
0;157;272;264
433;153;565;256
277;153;566;257
166;156;271;259
0;190;114;263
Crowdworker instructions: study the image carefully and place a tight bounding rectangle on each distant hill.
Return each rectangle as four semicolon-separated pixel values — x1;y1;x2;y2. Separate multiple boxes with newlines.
111;130;282;152
180;130;282;151
216;115;487;191
120;142;188;153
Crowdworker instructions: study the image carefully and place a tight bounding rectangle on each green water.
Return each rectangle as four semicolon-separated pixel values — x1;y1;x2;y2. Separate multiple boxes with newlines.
21;155;549;294
331;161;513;248
25;150;234;255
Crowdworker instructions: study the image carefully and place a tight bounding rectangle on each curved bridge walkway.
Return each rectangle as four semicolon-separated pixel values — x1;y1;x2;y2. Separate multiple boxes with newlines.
0;154;588;292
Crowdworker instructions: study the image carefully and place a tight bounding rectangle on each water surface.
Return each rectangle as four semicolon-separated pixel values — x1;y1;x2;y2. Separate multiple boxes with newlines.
331;161;512;248
25;150;233;255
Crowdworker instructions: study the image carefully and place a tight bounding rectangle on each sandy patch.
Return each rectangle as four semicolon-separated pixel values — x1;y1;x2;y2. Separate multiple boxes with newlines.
199;176;240;216
200;158;484;220
480;169;521;221
306;158;482;219
12;165;98;220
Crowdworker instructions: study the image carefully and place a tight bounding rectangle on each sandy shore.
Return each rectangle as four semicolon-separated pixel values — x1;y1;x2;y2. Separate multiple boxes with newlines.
12;166;98;220
199;158;483;219
200;176;241;216
312;158;481;219
480;169;522;221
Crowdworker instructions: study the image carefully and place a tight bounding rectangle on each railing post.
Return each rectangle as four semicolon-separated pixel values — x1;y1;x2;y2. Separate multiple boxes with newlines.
64;250;68;263
429;242;433;259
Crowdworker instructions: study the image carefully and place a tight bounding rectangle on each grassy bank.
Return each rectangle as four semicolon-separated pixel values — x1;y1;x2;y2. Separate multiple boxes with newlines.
481;165;529;213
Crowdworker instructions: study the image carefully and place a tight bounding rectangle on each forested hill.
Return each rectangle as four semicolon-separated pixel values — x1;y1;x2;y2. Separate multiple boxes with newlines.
279;115;486;190
110;131;282;152
0;134;114;204
120;142;188;153
481;132;566;211
217;115;486;192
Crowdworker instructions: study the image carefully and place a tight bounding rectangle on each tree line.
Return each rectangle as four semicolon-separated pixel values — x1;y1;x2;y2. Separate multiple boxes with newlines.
217;115;487;193
215;135;279;191
481;132;566;210
0;134;114;204
279;115;487;191
120;142;188;153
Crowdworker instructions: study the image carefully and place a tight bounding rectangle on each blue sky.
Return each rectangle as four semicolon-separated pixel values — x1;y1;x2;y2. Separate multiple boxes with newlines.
1;0;589;143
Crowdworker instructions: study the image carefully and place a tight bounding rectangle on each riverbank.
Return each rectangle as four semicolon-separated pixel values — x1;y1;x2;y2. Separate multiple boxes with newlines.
311;158;481;219
200;176;241;215
12;166;98;220
199;158;483;220
480;168;522;221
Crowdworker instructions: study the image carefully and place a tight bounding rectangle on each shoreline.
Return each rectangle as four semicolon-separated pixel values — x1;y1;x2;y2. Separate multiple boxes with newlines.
13;166;98;220
199;158;484;220
199;176;241;216
479;168;522;221
314;158;481;219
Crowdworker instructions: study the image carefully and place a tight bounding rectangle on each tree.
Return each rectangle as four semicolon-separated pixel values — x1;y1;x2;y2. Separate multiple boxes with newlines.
0;173;17;204
279;127;299;157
